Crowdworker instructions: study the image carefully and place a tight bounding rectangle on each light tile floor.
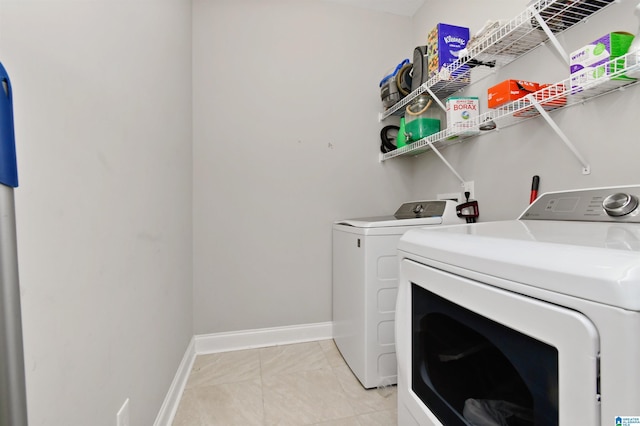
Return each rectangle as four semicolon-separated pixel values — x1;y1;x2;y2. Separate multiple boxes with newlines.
172;340;397;426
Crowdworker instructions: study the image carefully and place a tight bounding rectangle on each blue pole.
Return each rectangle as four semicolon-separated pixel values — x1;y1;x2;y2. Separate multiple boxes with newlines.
0;61;28;426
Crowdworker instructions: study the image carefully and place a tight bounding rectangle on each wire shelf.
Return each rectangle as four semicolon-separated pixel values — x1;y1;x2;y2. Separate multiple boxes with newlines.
380;51;640;162
379;0;617;121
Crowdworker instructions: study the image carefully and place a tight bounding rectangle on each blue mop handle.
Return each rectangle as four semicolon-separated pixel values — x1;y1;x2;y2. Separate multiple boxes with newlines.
0;62;18;188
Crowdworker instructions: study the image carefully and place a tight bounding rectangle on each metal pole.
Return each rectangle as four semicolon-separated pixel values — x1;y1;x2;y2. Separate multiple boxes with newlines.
0;184;27;426
426;141;466;185
530;9;570;65
525;94;591;174
0;61;28;426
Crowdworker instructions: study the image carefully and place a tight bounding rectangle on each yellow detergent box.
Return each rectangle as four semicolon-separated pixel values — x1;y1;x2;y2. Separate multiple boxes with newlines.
570;32;635;91
446;97;479;135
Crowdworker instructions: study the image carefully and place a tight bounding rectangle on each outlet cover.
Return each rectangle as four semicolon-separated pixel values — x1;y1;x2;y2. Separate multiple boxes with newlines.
463;181;475;200
117;398;130;426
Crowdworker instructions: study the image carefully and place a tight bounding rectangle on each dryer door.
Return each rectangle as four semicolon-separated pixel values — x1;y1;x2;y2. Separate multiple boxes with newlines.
397;259;600;426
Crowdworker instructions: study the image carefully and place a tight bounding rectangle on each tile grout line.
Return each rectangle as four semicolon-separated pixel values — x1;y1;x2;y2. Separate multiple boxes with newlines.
329;344;365;426
258;347;266;426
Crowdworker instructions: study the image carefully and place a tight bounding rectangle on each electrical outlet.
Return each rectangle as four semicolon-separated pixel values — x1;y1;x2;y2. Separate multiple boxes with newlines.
462;180;475;200
117;398;130;426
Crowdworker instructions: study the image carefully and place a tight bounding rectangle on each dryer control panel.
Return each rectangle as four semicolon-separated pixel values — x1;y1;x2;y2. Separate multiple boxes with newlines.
521;185;640;222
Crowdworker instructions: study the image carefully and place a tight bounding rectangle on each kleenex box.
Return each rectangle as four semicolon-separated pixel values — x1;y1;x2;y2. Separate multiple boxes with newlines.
570;32;635;91
427;23;470;81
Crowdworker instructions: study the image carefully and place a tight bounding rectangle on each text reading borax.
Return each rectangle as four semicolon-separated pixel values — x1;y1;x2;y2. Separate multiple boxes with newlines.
453;103;477;111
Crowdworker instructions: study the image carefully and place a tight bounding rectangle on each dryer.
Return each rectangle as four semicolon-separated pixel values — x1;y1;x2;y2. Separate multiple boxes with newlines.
395;185;640;426
333;200;462;389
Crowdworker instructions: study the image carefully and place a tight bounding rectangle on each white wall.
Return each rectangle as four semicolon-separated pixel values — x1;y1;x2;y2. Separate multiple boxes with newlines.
0;1;193;425
409;0;640;220
192;0;415;334
5;0;637;422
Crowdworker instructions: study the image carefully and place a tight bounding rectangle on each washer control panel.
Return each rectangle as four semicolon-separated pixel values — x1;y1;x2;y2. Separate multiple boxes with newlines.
395;200;447;219
521;185;640;222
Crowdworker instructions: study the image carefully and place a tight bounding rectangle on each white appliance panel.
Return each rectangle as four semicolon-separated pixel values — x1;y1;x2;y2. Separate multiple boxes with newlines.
399;220;640;310
333;230;402;388
396;259;600;425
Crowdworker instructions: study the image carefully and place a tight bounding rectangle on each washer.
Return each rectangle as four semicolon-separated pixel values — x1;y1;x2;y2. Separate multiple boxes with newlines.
332;200;462;389
395;185;640;426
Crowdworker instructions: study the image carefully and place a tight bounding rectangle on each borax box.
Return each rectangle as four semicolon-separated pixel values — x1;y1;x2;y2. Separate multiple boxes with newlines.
446;97;479;136
427;23;470;81
570;32;635;91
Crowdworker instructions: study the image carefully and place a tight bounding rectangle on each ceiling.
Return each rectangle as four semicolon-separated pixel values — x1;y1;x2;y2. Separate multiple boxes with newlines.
322;0;426;16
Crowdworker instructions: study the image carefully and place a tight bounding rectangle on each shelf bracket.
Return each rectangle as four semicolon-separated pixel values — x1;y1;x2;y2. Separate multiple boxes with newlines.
525;94;591;175
427;141;466;184
424;85;447;112
530;9;570;65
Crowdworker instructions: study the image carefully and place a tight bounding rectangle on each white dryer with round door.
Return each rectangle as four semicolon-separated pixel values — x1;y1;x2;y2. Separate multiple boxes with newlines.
332;200;462;389
396;185;640;426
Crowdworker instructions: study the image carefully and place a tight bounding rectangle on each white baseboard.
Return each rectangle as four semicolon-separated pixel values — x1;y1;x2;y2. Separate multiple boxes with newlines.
154;321;333;425
153;336;196;426
195;321;333;354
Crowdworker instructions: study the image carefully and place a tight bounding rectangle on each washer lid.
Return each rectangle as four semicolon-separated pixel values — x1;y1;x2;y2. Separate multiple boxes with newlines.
337;215;443;228
336;200;459;228
399;219;640;311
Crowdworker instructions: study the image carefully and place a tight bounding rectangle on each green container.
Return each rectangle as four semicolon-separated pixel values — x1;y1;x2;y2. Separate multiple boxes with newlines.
405;117;440;142
397;117;407;148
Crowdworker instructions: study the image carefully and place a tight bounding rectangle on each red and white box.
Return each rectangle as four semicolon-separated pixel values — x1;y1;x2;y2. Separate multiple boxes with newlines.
487;79;539;109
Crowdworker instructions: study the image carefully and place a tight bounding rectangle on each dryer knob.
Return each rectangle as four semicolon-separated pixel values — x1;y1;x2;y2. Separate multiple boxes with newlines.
603;193;639;217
